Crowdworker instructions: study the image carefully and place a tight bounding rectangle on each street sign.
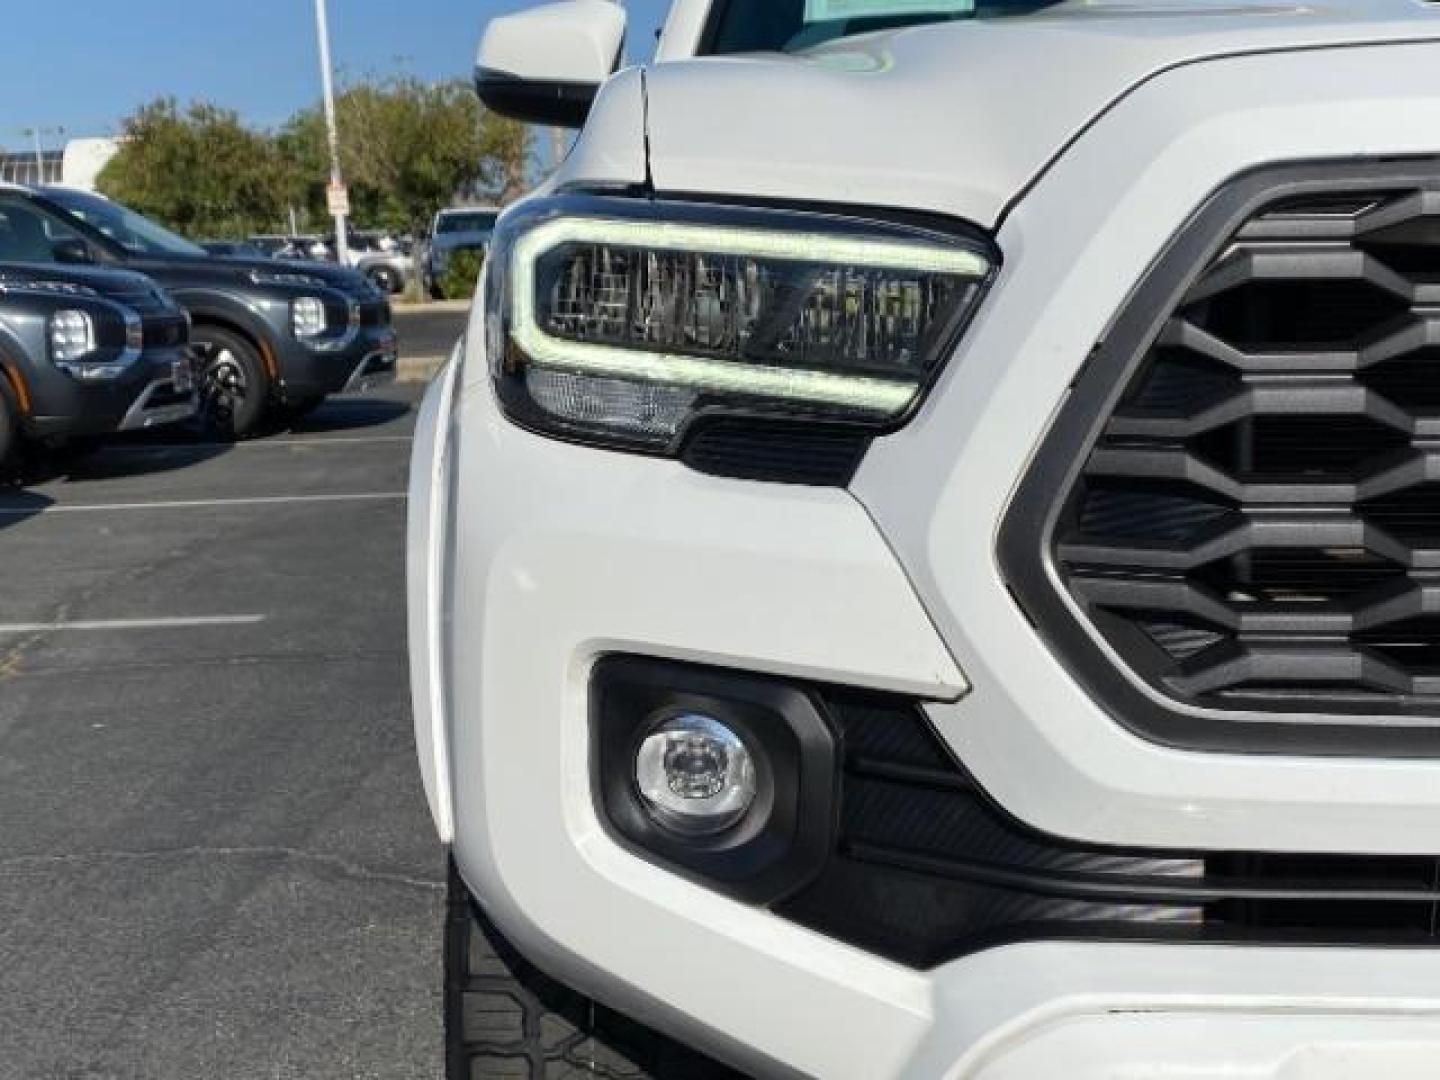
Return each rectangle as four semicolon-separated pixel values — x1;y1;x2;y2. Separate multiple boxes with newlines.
326;182;350;217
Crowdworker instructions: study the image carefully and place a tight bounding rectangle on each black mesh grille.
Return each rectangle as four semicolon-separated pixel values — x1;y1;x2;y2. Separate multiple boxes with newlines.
1001;160;1440;753
142;316;188;349
775;696;1440;968
680;416;871;485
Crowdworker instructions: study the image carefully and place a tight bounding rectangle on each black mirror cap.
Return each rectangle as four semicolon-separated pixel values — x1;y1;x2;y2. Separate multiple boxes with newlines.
475;68;598;129
53;238;94;265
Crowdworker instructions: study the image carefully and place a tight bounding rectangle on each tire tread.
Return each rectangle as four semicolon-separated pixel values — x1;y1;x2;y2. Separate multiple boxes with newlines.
447;863;748;1080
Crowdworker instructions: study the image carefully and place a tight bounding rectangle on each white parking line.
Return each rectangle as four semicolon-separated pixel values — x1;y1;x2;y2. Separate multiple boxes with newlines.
0;492;407;515
0;615;266;633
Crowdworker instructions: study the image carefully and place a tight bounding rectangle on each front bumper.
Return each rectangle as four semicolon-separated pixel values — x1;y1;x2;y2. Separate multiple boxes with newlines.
27;347;197;438
274;323;398;398
413;357;1440;1079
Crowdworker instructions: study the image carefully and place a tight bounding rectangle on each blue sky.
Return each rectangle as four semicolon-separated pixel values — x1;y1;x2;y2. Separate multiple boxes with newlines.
0;0;672;149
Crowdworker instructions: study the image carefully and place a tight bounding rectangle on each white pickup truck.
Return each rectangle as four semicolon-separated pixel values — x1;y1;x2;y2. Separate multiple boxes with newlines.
409;1;1440;1076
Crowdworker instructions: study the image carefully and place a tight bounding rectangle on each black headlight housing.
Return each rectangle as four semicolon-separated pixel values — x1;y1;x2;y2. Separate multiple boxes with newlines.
484;195;996;480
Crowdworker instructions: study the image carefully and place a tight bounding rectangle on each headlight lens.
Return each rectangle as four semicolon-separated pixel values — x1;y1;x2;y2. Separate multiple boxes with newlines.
50;309;96;366
488;197;994;452
291;296;328;338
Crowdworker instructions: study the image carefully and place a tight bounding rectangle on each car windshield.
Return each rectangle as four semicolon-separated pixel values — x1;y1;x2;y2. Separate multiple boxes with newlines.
436;212;497;235
42;188;208;257
703;0;1061;53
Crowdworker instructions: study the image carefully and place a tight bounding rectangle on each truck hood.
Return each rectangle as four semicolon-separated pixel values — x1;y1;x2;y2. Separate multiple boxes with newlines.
643;0;1440;227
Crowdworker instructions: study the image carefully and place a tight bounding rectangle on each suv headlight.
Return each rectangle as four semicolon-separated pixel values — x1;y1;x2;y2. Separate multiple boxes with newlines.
292;296;328;338
487;196;995;458
50;309;96;366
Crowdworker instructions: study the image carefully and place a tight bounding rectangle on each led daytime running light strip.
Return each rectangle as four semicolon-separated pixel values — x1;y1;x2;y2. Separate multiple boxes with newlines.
509;215;989;414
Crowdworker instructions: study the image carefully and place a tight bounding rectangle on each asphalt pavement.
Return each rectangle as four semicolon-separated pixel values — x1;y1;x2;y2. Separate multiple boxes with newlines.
0;387;443;1079
393;302;469;380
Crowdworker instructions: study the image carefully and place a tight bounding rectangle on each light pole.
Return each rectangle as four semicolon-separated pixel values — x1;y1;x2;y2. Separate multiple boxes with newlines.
313;0;349;265
21;126;64;184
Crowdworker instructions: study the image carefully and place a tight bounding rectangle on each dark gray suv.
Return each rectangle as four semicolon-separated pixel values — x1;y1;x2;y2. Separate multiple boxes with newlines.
27;187;397;437
0;249;192;470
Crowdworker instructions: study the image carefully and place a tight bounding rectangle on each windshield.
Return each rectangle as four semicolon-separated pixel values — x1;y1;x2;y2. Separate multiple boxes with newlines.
436;212;497;236
42;188;208;257
702;0;1059;53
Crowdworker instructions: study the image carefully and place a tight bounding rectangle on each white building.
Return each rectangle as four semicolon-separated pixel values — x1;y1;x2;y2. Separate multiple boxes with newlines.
0;137;120;190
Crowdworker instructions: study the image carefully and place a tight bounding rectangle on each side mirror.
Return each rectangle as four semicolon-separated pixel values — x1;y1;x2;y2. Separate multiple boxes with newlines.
475;0;625;129
53;238;94;265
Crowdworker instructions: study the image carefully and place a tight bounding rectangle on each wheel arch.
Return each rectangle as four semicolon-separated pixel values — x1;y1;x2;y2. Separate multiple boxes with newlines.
409;342;464;841
179;293;280;381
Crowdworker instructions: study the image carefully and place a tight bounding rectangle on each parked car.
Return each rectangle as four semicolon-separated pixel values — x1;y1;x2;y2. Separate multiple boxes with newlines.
421;207;497;298
200;240;266;260
410;0;1440;1078
25;187;396;436
248;233;332;263
0;191;194;466
328;231;414;295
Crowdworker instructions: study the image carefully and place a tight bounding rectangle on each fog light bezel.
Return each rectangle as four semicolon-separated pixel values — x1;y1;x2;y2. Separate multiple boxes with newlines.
591;656;839;905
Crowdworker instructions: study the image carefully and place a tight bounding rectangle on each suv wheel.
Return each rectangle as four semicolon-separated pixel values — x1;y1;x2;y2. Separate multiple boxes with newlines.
446;861;744;1080
368;266;400;295
194;326;270;438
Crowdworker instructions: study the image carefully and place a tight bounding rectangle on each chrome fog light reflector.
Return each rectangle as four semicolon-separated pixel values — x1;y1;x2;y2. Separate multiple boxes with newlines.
635;713;757;836
488;196;996;451
291;296;327;338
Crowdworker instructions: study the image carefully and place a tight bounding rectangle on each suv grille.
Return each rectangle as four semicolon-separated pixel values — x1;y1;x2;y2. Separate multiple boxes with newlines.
1001;160;1440;755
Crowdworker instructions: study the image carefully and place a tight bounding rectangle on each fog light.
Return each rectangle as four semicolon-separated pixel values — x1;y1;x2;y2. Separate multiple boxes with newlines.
635;714;757;836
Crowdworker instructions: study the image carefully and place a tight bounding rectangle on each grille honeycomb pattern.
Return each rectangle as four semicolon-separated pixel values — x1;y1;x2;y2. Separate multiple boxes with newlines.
1061;178;1440;716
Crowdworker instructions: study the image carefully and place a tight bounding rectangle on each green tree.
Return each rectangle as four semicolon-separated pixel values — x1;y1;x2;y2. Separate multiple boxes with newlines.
97;99;295;238
278;76;531;233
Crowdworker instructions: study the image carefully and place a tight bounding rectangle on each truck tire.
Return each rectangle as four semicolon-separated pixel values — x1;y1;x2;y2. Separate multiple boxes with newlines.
446;862;746;1080
193;325;270;438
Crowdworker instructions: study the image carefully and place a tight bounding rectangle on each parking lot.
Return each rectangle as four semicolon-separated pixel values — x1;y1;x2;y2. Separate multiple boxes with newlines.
0;386;442;1079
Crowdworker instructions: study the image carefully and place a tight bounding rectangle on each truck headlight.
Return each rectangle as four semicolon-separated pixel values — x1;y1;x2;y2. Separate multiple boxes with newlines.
49;309;96;367
488;196;995;455
291;296;328;338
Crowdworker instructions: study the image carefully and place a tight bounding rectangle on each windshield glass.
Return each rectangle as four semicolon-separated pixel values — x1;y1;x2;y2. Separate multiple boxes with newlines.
43;188;208;257
703;0;1058;53
436;212;497;236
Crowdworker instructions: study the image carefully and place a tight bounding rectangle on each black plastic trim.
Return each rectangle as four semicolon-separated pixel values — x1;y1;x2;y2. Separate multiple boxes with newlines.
590;656;839;905
475;69;598;128
775;693;1440;968
999;156;1440;757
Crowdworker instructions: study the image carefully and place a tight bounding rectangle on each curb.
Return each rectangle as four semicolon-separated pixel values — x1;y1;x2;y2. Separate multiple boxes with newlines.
398;355;447;384
391;298;473;313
